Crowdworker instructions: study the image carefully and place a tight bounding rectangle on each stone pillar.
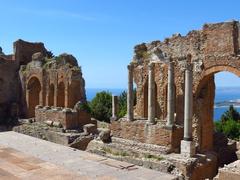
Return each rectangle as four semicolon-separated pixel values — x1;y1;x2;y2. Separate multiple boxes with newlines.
181;64;195;157
184;65;193;141
127;64;134;121
148;63;156;124
111;95;118;121
166;61;175;127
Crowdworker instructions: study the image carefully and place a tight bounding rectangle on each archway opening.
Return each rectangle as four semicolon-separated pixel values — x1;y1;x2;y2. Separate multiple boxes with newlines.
48;84;54;106
27;77;41;118
57;82;65;107
214;72;240;121
195;67;240;153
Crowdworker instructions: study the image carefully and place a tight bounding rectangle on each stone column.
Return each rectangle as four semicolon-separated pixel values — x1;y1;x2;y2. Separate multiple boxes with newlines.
184;65;193;141
181;63;195;157
127;64;134;121
148;63;156;124
111;95;118;121
166;61;175;127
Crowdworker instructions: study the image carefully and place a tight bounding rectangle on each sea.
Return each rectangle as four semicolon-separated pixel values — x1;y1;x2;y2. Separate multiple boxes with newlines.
86;87;240;121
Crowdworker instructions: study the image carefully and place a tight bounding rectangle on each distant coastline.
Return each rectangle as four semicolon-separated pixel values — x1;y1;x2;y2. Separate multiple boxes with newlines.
214;99;240;108
86;87;240;121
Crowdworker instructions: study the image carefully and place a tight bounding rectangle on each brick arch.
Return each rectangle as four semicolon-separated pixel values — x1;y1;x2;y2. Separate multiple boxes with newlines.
196;65;240;95
203;65;240;78
26;76;41;117
194;65;240;152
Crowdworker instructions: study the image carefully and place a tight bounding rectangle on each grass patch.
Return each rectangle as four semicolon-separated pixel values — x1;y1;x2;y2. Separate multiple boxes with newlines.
101;147;129;157
143;153;164;161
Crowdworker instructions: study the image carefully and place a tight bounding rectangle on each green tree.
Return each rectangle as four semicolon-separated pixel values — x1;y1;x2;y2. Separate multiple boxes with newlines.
221;119;240;140
220;105;240;122
90;91;112;122
117;89;137;118
118;91;127;118
215;105;240;140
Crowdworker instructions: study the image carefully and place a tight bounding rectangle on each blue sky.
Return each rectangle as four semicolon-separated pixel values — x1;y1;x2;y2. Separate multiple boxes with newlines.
1;0;240;88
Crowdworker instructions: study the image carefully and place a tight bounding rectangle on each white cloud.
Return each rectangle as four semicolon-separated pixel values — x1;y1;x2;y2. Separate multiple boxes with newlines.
14;7;96;21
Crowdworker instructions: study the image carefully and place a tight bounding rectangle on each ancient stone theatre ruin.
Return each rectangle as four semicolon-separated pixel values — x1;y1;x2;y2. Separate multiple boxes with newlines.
1;21;240;180
108;21;240;179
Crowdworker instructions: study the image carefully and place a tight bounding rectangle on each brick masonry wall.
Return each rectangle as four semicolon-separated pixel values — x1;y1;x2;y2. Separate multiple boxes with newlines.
35;106;91;129
35;106;77;129
111;119;183;150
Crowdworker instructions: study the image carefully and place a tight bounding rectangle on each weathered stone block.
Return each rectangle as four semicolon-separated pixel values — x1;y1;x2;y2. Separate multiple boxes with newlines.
83;124;97;134
180;140;196;157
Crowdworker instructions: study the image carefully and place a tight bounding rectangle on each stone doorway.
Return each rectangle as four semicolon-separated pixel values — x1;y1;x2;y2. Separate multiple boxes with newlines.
27;77;41;118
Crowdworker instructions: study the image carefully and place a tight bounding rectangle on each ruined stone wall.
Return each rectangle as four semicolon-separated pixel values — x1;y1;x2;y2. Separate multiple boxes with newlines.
14;39;47;66
0;40;87;124
0;57;20;124
215;160;240;180
111;119;183;151
131;21;240;152
20;52;86;118
35;105;91;129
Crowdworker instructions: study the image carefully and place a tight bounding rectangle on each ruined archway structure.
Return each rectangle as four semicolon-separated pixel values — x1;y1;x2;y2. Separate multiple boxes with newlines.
111;21;240;154
21;52;86;119
0;39;90;129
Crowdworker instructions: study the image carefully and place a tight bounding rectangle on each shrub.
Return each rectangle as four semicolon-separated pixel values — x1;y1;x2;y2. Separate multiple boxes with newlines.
117;89;137;118
221;119;240;140
215;105;240;140
220;105;240;122
118;91;127;118
90;91;112;122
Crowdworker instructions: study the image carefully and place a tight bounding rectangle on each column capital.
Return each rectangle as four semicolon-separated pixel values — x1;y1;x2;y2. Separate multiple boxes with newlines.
179;61;193;72
177;54;192;72
168;61;174;70
148;62;155;70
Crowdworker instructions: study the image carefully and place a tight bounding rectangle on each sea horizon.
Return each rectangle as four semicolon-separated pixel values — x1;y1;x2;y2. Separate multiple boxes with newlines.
86;87;240;121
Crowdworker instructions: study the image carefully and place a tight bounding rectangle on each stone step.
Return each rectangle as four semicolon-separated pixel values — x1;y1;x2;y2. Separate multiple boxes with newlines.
110;137;171;155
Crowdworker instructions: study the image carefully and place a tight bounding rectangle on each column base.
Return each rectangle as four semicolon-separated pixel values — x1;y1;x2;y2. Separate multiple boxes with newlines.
110;116;118;121
164;124;174;130
181;140;196;157
146;121;156;125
